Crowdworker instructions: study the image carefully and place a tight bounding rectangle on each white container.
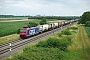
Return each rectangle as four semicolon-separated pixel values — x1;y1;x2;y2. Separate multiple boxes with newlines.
42;24;49;31
54;22;58;28
38;24;49;32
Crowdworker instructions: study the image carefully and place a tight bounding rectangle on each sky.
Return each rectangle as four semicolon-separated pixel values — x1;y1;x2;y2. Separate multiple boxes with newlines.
0;0;90;16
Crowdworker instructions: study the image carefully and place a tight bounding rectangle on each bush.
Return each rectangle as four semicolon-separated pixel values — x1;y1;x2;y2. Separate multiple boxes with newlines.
36;37;71;52
67;26;78;30
13;54;28;60
40;18;47;25
58;32;62;37
61;30;72;35
12;48;63;60
59;36;71;51
85;21;90;27
36;37;60;48
27;21;39;27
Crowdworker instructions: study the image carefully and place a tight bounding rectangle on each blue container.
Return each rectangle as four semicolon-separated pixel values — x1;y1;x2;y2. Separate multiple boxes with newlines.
28;27;39;36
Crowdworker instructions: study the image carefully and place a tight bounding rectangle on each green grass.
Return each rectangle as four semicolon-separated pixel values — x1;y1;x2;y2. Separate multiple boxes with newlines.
0;20;40;37
84;27;90;38
62;49;87;60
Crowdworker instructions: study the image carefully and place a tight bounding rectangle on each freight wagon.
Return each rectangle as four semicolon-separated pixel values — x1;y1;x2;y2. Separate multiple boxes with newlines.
53;22;58;28
38;24;49;32
58;22;62;27
48;23;54;30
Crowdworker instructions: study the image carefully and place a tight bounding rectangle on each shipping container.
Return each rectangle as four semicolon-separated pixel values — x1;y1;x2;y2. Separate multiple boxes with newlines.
37;25;43;33
54;22;58;28
38;24;49;32
28;27;39;36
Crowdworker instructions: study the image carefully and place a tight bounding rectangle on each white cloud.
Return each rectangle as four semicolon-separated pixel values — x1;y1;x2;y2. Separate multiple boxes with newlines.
5;0;13;3
0;0;90;16
6;7;9;8
0;6;2;8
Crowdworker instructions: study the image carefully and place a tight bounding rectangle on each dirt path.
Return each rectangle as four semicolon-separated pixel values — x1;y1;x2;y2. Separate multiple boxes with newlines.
0;19;29;22
79;26;90;60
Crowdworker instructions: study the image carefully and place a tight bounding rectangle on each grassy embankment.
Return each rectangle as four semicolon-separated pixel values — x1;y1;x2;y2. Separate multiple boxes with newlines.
0;34;19;44
4;25;81;60
68;25;90;60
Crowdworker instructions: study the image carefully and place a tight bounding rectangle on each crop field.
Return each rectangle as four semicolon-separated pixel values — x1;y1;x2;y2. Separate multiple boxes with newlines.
0;20;40;37
0;21;27;37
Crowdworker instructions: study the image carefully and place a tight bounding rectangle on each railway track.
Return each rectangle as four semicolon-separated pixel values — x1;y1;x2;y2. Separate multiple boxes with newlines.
0;22;77;59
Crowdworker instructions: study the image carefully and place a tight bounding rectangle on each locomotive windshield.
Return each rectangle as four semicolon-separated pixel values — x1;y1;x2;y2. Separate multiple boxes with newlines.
20;29;26;32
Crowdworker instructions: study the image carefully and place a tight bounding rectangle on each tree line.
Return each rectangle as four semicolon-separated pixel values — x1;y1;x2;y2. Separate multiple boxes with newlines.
78;11;90;27
0;15;31;18
0;15;79;20
28;16;79;20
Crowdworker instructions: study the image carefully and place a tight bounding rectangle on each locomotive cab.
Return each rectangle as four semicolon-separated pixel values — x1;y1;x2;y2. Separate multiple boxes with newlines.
20;28;29;38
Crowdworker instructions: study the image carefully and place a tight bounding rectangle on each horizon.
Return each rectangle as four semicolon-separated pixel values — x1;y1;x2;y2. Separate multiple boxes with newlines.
0;14;80;17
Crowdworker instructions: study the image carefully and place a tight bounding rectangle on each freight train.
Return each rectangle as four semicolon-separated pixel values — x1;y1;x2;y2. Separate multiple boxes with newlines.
20;20;77;39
